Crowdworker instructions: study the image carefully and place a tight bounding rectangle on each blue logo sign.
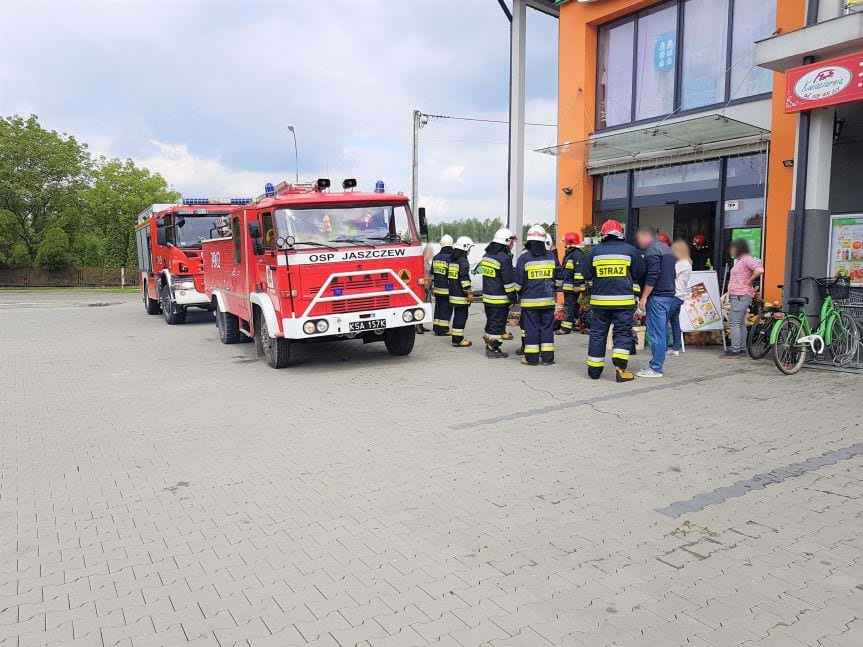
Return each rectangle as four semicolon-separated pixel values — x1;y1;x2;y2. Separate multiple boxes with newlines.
654;32;675;72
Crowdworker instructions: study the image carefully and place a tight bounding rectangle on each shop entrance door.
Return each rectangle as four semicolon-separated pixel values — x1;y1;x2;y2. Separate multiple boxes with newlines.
636;202;716;271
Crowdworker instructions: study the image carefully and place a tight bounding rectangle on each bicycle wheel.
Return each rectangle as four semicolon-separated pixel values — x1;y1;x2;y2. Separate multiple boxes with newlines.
772;317;806;375
829;311;860;367
747;315;773;359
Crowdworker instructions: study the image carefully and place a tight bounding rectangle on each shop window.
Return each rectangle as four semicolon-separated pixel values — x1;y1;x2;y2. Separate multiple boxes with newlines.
723;199;764;229
598;21;635;128
634;3;677;121
633;160;720;198
726;153;767;191
595;172;629;202
594;209;627;234
680;0;729;110
729;0;776;100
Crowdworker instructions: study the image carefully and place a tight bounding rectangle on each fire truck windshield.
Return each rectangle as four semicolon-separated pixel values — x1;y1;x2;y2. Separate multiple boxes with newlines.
174;215;225;248
274;205;417;247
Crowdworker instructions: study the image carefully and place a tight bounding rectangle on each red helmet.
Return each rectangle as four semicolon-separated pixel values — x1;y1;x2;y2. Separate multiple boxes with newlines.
693;233;707;249
600;219;625;239
658;233;671;246
564;231;581;247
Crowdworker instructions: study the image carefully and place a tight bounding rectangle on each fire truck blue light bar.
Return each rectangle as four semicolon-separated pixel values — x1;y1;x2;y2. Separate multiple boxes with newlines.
182;198;252;206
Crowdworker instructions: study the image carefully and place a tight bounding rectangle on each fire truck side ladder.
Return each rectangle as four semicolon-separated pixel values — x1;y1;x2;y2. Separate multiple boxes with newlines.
300;269;424;319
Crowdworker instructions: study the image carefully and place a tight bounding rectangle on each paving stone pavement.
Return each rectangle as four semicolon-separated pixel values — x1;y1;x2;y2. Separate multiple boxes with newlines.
1;293;862;647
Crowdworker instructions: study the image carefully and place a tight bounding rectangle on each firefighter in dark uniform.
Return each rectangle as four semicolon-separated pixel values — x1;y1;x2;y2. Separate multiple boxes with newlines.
431;234;454;335
514;225;558;365
481;228;517;359
556;231;586;335
583;219;645;382
448;236;474;347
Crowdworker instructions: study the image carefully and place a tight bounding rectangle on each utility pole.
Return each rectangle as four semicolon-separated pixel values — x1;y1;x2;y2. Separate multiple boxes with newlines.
411;110;428;214
508;0;527;254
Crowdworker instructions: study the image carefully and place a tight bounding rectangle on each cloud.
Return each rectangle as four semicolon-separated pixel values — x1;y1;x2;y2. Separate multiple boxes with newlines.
1;0;558;225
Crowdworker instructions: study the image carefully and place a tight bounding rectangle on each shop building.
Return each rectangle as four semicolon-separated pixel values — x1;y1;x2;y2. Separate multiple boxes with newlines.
547;0;863;302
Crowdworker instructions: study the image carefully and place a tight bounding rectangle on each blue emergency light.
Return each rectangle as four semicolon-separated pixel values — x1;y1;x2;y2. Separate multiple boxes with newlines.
385;283;394;291
264;182;275;196
333;288;344;296
375;180;385;193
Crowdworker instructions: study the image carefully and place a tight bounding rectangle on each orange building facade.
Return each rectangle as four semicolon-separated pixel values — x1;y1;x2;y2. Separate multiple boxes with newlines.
552;0;808;301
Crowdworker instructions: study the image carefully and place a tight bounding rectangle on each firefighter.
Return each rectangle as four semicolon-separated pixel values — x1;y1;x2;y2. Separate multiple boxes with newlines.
431;234;454;335
448;236;474;347
481;228;517;358
556;231;586;335
514;225;558;365
582;219;645;382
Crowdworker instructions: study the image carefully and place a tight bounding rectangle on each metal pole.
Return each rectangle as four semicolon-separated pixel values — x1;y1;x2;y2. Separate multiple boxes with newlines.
411;110;420;215
508;0;527;253
288;126;299;183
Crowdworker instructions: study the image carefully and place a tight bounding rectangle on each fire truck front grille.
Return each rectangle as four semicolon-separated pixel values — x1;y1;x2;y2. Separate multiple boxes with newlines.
329;296;392;314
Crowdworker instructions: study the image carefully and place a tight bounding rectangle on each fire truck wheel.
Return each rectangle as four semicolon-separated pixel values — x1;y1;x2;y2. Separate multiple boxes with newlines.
159;284;187;325
384;326;416;356
215;306;242;344
143;282;161;315
259;315;291;368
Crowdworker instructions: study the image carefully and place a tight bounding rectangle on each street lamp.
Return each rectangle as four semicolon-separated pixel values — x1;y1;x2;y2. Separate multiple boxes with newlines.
287;125;299;183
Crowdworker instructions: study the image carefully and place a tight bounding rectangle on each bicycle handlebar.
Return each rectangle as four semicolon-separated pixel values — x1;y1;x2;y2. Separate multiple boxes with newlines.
797;276;846;288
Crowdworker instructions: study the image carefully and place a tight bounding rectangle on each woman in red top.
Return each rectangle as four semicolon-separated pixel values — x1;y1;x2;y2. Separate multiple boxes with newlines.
722;238;764;358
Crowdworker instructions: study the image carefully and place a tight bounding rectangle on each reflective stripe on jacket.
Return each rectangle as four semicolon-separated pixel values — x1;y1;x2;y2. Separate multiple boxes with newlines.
514;248;559;309
583;240;645;308
431;247;452;296
447;251;472;306
481;245;516;306
560;247;586;292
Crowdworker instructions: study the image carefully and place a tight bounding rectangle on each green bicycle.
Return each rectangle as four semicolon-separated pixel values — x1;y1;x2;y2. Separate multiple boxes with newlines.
770;276;860;375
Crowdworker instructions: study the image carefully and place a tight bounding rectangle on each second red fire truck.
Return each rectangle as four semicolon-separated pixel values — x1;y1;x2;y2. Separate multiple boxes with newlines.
201;179;431;367
135;198;250;324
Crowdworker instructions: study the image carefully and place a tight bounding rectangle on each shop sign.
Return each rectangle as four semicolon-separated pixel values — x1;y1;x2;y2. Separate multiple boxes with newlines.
731;227;762;259
828;215;863;285
678;271;723;332
724;200;739;211
654;32;675;72
785;52;863;113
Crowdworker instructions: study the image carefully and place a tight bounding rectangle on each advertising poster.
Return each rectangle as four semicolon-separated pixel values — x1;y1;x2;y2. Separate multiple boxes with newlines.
731;227;763;258
679;270;723;332
828;216;863;285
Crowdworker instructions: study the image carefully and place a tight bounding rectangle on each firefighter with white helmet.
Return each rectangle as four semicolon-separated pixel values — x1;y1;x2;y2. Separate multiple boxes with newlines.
448;236;474;347
514;225;559;365
431;234;455;335
582;219;645;382
480;227;517;358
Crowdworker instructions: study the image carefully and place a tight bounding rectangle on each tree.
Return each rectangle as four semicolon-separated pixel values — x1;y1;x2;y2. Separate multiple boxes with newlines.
82;157;179;267
34;227;73;270
0;115;91;260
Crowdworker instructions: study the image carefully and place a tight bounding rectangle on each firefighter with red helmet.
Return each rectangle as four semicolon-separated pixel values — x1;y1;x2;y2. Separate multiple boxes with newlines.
692;233;710;271
556;231;586;335
583;219;645;382
514;225;559;365
657;233;671;246
448;236;475;347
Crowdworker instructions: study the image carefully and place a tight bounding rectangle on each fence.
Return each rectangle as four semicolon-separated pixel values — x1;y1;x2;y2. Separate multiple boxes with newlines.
0;267;137;289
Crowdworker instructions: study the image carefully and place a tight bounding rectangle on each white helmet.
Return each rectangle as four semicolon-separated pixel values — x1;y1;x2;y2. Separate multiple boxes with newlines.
492;227;515;245
454;236;474;252
440;234;454;247
525;224;546;244
545;234;554;250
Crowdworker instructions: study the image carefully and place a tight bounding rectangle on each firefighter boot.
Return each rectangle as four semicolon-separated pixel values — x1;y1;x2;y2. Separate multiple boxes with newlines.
555;328;571;335
452;338;472;348
501;331;514;341
485;340;508;359
615;367;635;382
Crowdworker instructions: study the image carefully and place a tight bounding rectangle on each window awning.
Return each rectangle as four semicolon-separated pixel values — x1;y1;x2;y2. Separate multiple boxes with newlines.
536;115;771;176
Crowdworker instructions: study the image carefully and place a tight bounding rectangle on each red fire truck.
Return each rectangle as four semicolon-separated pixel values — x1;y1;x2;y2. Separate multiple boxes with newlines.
135;198;250;324
201;179;431;368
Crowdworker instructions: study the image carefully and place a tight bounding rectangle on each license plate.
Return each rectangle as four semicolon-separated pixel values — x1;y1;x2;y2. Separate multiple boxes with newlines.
349;318;386;332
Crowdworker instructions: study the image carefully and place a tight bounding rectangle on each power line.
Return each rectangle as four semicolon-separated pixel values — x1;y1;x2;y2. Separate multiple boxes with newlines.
423;113;557;128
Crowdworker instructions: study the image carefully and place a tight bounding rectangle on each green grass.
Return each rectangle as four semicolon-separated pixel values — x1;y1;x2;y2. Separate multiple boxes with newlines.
0;288;138;294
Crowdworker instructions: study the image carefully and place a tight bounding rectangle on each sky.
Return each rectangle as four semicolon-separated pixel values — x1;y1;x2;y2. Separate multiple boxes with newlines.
0;0;559;224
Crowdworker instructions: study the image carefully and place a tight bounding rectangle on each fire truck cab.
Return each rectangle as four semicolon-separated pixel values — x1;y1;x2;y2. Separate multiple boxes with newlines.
135;198;250;324
201;179;431;368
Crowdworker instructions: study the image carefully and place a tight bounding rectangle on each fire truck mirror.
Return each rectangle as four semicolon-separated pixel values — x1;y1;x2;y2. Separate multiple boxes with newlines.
417;207;429;239
156;223;167;246
248;221;264;256
175;216;186;229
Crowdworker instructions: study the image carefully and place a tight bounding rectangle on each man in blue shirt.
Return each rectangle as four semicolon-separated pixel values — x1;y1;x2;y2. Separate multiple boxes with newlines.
635;227;677;378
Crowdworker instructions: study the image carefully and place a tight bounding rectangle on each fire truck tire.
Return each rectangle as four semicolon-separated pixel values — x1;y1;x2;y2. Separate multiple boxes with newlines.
143;282;161;315
259;314;291;368
384;326;416;356
216;307;242;344
159;284;187;325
